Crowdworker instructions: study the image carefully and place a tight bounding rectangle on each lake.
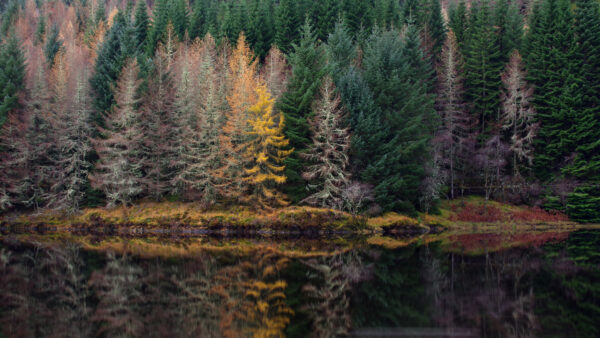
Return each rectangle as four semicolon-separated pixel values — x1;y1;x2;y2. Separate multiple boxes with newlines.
0;228;598;337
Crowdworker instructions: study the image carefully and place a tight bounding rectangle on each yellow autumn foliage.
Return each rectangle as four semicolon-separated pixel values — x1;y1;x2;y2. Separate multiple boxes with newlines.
242;85;293;209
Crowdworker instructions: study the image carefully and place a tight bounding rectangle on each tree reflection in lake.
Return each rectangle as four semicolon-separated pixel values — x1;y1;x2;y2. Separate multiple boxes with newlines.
0;230;598;337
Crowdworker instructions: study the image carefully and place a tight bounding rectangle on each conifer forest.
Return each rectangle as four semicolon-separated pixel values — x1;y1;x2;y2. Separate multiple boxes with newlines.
1;0;600;223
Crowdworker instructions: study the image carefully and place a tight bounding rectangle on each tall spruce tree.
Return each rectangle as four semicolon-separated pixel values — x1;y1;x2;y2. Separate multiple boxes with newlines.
134;0;149;49
278;19;327;203
275;0;300;54
448;0;468;46
566;0;600;182
361;27;437;213
526;0;580;180
146;0;170;55
0;35;25;130
462;0;503;136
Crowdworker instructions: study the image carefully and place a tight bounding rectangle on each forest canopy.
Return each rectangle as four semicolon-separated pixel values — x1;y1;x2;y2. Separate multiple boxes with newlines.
0;0;598;222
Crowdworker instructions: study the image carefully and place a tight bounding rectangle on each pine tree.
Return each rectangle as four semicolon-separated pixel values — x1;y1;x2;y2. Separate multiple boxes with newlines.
146;0;170;55
275;0;300;54
189;0;207;40
91;60;145;207
44;25;63;66
425;0;446;61
326;19;357;77
301;77;351;209
462;0;503;136
434;30;472;199
448;0;468;46
362;27;437;212
566;0;600;182
314;0;339;42
90;12;131;125
342;0;372;37
278;20;327;203
501;50;537;177
134;0;149;49
35;14;46;44
243;84;292;209
526;0;580;180
171;0;188;41
0;35;25;130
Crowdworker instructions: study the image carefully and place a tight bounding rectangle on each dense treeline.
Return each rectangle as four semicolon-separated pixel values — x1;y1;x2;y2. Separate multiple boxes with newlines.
0;0;598;222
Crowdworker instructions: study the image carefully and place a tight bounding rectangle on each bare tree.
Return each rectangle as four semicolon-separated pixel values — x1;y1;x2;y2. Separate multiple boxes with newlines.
501;50;538;177
90;60;145;207
341;182;375;215
301;77;351;209
434;30;474;199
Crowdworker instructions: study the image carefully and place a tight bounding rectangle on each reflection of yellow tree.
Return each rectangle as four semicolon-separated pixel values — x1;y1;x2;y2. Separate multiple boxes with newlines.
239;249;294;338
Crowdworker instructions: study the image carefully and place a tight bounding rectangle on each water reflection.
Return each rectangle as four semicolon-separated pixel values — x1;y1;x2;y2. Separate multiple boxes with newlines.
0;230;598;337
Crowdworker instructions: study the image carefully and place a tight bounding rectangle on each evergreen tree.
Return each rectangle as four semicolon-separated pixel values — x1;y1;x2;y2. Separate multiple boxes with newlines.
362;27;437;213
0;35;25;130
425;0;446;61
326;19;357;76
526;0;579;180
448;0;468;46
171;0;188;41
314;0;339;42
462;0;503;136
275;0;300;54
146;0;170;55
134;0;149;49
44;25;63;66
301;77;351;209
278;20;327;203
189;0;207;39
91;60;145;207
90;12;132;125
566;0;600;182
342;0;372;37
35;14;46;44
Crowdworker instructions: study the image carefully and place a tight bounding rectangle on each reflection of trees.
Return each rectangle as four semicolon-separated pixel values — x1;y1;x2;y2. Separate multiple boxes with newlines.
0;242;295;338
301;251;368;337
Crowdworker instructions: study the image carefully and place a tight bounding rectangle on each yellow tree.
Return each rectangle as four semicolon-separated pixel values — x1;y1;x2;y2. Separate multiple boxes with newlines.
243;85;293;209
221;33;261;199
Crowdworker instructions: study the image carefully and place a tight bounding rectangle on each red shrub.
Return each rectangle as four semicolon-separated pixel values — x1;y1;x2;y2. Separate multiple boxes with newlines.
450;203;507;222
509;206;569;222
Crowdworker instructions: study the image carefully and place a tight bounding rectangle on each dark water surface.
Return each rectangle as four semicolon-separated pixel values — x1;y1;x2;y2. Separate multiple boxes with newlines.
0;228;599;337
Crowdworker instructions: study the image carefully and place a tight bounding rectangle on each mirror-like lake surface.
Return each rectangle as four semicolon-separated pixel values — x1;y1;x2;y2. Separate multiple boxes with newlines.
0;229;598;337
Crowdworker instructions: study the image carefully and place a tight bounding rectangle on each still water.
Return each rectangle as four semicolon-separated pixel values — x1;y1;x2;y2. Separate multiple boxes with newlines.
0;229;598;337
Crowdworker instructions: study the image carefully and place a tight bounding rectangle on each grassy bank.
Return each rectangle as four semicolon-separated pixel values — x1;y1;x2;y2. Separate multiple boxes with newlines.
1;196;581;234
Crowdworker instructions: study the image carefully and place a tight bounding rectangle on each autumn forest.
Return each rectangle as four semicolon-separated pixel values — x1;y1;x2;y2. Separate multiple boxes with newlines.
0;0;599;223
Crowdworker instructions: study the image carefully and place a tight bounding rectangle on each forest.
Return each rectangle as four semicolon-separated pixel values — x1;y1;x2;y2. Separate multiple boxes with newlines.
0;0;598;223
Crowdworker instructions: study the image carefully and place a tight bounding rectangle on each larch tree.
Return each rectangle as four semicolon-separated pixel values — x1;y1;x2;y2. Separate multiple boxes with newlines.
242;84;292;209
434;30;472;199
51;68;94;213
222;33;260;200
91;60;145;207
260;46;289;99
178;36;228;204
301;77;351;209
142;42;177;200
500;50;537;177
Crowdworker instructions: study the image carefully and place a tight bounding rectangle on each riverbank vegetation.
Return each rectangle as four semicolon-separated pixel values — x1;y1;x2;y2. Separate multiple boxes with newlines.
0;0;599;223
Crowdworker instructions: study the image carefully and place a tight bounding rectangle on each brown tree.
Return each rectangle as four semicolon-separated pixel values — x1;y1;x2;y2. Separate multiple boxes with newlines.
301;77;351;209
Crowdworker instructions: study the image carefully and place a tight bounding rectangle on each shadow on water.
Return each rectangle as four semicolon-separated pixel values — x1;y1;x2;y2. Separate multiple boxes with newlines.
0;228;599;337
